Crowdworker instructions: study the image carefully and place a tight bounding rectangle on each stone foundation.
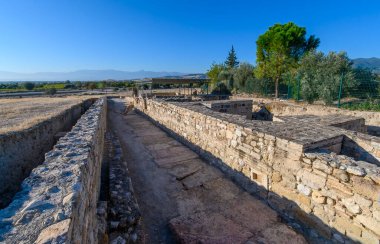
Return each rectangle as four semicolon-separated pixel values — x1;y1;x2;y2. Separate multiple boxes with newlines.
0;98;107;243
130;97;380;243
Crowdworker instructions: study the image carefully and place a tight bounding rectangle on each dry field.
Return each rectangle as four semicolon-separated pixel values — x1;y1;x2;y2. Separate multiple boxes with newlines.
0;96;98;134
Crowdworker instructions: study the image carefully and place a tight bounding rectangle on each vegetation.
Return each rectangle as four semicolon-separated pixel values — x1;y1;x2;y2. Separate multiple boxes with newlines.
255;22;319;98
206;21;380;110
0;80;136;93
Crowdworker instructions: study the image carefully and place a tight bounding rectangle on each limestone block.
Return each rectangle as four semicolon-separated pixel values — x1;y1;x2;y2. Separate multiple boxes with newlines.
332;168;349;183
352;176;380;201
297;184;311;196
35;219;71;244
342;198;361;215
312;191;326;204
313;159;333;174
361;230;380;244
297;169;326;190
355;215;380;236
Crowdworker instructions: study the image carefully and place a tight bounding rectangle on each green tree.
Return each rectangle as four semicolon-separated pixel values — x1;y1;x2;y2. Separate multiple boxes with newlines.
23;82;35;90
206;63;225;87
298;50;356;105
233;62;255;92
255;22;320;98
298;50;324;103
225;46;239;69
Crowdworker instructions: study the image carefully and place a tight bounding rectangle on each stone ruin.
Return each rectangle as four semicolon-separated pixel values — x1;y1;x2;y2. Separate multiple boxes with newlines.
0;95;379;243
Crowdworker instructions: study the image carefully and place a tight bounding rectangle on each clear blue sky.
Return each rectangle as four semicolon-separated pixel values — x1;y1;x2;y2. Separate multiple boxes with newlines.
0;0;379;73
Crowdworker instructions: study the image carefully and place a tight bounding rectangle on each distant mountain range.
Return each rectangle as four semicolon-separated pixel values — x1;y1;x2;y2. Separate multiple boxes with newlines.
352;58;380;74
0;69;193;82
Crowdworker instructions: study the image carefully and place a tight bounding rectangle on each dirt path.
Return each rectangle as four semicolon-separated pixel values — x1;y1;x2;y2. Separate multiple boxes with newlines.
108;98;306;243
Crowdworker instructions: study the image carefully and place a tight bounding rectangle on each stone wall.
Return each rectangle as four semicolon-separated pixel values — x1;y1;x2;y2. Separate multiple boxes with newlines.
264;100;380;136
131;97;380;243
0;98;107;243
201;99;253;118
0;99;95;208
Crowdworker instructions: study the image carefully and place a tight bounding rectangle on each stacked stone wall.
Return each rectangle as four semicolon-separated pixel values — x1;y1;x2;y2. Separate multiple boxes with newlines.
132;98;380;243
0;98;107;243
0;99;95;208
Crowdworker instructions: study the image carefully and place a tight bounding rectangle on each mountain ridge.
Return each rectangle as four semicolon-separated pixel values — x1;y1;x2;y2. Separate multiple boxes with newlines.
0;69;191;81
352;57;380;74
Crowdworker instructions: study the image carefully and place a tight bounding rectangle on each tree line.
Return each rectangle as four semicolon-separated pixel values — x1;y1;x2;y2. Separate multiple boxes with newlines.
207;22;380;105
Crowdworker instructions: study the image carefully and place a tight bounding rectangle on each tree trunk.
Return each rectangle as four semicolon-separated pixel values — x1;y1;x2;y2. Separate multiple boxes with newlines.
275;77;279;98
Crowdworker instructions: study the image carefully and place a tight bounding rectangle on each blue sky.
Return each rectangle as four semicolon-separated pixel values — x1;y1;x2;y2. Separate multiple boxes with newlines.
0;0;379;73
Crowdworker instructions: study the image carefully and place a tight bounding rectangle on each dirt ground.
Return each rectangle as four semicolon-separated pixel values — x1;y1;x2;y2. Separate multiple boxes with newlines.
0;96;99;134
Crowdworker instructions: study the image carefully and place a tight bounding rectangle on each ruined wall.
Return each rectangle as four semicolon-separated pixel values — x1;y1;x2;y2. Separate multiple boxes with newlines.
0;98;107;243
0;99;95;208
201;99;253;118
132;98;380;243
265;101;380;136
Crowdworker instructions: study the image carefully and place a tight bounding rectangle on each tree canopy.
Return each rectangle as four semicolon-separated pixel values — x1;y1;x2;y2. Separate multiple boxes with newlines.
255;22;320;98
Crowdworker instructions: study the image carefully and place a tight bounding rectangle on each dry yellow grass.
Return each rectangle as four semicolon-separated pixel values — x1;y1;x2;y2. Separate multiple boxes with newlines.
0;96;99;134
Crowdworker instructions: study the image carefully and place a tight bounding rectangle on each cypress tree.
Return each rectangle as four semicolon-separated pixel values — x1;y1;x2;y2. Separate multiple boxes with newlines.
225;46;239;69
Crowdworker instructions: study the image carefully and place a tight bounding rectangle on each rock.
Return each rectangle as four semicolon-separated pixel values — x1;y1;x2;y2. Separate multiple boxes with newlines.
312;191;326;204
297;184;311;196
347;166;366;176
35;219;71;244
111;236;126;244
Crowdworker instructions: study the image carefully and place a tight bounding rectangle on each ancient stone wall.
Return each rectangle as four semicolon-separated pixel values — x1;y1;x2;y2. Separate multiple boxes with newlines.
0;99;95;208
0;98;107;243
132;98;380;243
201;99;253;118
265;100;380;136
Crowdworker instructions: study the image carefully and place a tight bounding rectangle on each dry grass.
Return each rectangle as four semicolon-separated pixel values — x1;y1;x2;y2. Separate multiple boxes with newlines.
0;96;99;134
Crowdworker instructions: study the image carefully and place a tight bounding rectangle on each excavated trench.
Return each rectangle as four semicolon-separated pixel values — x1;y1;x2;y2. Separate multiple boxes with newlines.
107;98;307;243
0;99;96;209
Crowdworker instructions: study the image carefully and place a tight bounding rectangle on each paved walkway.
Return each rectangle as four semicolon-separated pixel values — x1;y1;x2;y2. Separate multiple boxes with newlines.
108;98;306;244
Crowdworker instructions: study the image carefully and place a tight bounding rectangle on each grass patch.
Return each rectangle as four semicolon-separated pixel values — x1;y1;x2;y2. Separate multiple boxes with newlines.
341;100;380;112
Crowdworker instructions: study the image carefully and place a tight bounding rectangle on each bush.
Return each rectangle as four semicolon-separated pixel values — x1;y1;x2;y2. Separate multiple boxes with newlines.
45;88;57;95
23;82;35;90
211;82;231;95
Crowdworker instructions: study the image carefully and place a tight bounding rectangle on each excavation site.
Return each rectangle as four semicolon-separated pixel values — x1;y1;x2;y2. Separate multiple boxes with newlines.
0;91;379;244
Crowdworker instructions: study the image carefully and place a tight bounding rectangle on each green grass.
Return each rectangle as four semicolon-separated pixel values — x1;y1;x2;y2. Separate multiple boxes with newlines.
341;100;380;112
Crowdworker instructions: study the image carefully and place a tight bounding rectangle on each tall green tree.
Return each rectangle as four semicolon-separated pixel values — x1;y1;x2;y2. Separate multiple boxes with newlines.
255;22;320;98
298;50;356;105
233;62;255;92
206;63;225;88
225;46;239;69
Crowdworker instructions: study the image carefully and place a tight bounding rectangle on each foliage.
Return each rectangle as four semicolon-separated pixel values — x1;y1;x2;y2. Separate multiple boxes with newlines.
298;50;356;105
45;88;57;95
23;82;35;90
352;68;380;98
206;63;225;87
211;82;231;95
233;62;255;93
255;22;319;98
218;69;235;90
225;46;239;69
341;100;380;111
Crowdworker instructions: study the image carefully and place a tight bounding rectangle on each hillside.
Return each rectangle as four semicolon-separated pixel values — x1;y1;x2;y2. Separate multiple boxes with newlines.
352;57;380;74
